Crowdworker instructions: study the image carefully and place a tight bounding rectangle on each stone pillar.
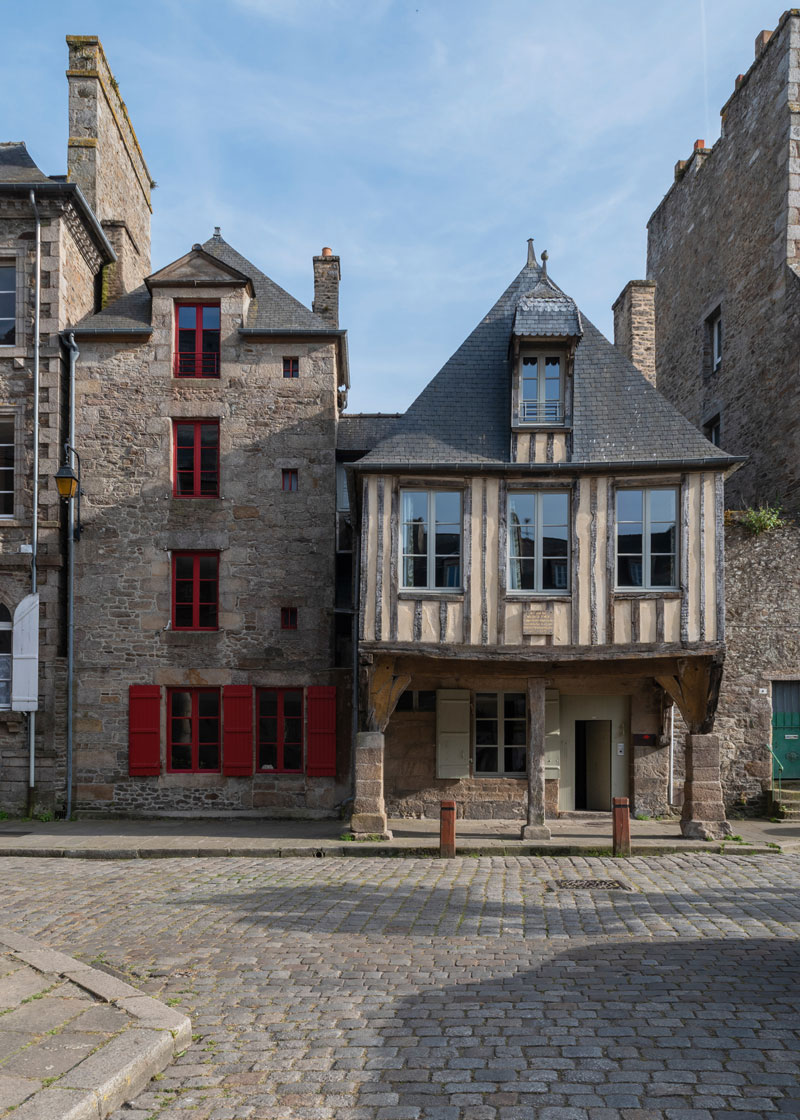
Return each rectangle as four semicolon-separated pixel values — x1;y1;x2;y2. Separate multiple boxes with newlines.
680;733;731;839
350;731;391;839
521;678;551;840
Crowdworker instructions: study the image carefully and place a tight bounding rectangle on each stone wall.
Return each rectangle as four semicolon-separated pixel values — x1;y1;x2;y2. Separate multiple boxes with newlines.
67;36;152;297
71;276;349;815
646;12;800;512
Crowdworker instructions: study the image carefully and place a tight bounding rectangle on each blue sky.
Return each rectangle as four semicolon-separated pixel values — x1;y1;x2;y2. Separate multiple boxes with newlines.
4;0;783;411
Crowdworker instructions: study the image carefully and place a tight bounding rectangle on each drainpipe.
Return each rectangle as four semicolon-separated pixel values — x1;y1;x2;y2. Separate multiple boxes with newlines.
27;189;41;816
65;332;79;820
668;704;675;805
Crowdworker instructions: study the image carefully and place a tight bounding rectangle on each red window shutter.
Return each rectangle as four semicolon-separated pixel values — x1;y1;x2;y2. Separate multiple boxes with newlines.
129;685;161;776
307;686;337;777
223;685;254;776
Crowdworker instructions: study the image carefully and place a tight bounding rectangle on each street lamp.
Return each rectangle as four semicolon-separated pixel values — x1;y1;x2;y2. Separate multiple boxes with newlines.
55;444;81;541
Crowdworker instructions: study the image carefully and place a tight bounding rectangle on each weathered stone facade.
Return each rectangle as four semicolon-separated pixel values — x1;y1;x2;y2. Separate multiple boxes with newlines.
619;11;800;813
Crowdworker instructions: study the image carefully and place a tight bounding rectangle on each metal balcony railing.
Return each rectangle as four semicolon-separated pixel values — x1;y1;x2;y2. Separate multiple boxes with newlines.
520;400;562;424
174;352;220;378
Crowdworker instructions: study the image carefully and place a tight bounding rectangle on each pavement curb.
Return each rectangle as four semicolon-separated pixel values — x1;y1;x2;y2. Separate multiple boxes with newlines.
0;926;191;1120
0;841;779;859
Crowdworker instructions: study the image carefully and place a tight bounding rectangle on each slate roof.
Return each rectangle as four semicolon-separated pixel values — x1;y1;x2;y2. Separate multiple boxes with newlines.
358;258;734;469
337;414;402;452
202;236;331;332
513;274;582;338
0;143;54;184
70;234;330;334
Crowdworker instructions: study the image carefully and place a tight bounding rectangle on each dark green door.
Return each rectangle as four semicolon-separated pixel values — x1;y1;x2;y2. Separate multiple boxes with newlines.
772;682;800;779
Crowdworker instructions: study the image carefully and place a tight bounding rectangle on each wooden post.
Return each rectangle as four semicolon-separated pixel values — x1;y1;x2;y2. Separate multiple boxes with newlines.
440;800;456;858
521;678;551;840
612;796;631;856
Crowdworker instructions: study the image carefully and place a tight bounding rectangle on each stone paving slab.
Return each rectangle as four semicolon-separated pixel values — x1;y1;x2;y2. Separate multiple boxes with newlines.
0;929;191;1119
0;814;793;859
0;854;797;1118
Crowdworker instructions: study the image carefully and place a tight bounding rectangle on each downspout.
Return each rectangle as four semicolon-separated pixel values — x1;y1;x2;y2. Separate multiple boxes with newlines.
27;189;41;815
65;332;79;820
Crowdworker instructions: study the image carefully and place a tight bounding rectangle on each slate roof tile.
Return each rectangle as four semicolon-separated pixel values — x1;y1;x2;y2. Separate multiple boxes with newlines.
337;414;401;452
0;143;53;184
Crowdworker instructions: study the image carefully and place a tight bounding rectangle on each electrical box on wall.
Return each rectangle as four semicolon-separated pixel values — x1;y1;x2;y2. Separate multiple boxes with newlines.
632;733;657;747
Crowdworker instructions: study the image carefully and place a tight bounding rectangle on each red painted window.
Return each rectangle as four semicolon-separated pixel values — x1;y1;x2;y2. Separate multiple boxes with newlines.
281;607;298;630
282;469;298;491
283;357;299;378
172;552;218;630
258;689;303;772
175;304;220;377
173;420;219;497
167;688;220;772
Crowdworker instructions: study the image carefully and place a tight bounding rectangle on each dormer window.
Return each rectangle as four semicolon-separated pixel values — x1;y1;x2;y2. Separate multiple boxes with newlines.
520;353;563;424
175;304;220;378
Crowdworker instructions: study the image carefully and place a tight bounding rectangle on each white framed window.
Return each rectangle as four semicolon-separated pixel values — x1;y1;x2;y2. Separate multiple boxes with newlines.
0;417;13;517
401;490;462;589
704;414;721;447
709;309;722;373
520;354;563;424
508;491;569;592
475;691;527;775
0;265;14;346
616;488;678;590
0;604;10;708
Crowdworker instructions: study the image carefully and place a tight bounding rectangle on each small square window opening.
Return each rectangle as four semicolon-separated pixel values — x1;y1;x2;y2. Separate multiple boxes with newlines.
283;357;299;378
282;469;299;491
281;607;298;630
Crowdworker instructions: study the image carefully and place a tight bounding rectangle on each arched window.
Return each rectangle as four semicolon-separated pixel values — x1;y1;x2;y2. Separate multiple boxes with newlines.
0;603;11;708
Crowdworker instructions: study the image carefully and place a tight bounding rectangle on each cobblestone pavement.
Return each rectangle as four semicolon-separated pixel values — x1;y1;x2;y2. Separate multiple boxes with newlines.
0;853;799;1119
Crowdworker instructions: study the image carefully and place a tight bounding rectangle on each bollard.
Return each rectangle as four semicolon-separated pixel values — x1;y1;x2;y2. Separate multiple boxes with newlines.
440;800;456;858
612;796;631;857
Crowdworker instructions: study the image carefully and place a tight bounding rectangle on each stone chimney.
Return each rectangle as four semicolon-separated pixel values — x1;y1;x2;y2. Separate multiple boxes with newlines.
66;36;153;303
755;29;772;57
312;247;340;328
612;280;656;386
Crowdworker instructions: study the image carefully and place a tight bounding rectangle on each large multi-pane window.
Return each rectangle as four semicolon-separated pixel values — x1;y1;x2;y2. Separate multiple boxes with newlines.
401;490;462;589
172;552;219;630
475;692;527;775
0;266;14;346
0;604;11;708
521;354;562;423
173;420;219;497
0;419;13;517
258;689;303;772
167;688;220;771
174;304;220;377
616;488;677;589
508;491;569;591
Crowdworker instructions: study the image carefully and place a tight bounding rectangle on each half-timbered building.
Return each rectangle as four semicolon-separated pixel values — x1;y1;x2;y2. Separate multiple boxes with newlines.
347;243;743;840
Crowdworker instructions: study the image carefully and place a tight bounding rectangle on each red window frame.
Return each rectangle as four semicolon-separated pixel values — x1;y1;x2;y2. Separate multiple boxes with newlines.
282;469;298;491
172;551;219;631
283;356;299;378
167;687;220;772
172;420;219;498
174;303;220;378
257;688;304;773
281;606;298;630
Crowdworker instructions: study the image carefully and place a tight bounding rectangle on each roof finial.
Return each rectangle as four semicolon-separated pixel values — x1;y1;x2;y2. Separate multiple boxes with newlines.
541;249;549;278
526;237;537;267
213;226;221;239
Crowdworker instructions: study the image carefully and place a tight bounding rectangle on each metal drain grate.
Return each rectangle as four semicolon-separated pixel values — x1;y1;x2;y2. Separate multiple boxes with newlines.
547;879;631;891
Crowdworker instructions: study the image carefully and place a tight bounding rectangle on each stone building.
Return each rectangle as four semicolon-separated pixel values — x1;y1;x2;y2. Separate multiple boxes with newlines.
0;36;351;816
616;10;800;812
346;245;740;839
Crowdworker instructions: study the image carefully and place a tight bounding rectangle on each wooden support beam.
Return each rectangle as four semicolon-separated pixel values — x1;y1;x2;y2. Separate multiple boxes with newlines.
364;656;411;733
656;654;723;734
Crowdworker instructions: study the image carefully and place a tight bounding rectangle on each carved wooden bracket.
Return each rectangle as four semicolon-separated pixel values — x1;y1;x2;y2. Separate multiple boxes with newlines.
364;657;411;734
656;655;724;734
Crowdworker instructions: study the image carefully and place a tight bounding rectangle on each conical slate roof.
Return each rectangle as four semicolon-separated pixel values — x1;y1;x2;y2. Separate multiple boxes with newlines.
359;257;734;468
